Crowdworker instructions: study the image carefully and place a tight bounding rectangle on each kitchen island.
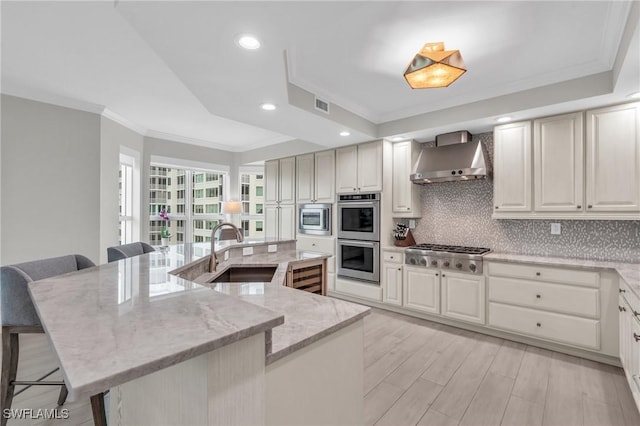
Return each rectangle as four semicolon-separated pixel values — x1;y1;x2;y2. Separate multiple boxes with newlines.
27;240;370;425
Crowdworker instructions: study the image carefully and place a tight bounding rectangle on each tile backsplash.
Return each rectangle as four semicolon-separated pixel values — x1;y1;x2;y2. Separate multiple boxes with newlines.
408;133;640;263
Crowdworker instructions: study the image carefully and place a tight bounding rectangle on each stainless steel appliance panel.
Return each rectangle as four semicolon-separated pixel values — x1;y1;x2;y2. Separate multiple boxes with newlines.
337;239;380;283
298;203;331;236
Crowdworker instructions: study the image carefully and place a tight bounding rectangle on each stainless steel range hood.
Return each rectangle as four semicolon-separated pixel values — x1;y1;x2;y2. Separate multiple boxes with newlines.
410;131;490;184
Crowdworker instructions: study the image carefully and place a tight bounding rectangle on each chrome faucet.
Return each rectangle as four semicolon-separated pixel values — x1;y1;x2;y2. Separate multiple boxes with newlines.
209;222;244;272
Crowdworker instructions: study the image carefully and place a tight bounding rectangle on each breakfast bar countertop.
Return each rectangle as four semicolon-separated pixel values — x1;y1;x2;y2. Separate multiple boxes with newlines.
27;241;370;402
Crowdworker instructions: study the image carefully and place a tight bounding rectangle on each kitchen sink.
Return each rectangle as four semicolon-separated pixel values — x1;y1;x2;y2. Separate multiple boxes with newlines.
208;266;277;283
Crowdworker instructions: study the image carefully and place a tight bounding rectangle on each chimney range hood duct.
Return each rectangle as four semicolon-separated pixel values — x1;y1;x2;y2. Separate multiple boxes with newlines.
410;131;490;184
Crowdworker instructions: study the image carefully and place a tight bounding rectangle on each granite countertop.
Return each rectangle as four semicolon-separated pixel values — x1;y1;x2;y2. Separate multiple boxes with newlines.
198;249;371;364
27;242;369;401
485;252;640;297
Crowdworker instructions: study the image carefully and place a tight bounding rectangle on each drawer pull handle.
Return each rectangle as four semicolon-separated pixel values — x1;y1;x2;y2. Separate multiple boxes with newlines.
536;294;541;299
576;205;581;209
535;272;541;276
390;256;394;259
536;322;541;327
634;310;640;318
620;306;627;312
435;273;439;276
397;268;401;271
620;289;627;293
588;205;593;209
634;333;640;342
442;274;446;277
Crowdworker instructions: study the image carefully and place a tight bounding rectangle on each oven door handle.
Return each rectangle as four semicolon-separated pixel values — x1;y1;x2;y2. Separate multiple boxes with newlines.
337;201;379;209
339;240;379;248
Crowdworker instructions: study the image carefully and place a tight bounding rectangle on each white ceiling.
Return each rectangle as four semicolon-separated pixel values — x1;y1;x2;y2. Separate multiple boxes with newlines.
2;1;639;153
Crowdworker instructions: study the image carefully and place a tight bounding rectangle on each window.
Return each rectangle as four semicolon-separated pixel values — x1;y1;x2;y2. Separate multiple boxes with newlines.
239;169;265;238
119;158;134;244
149;165;227;244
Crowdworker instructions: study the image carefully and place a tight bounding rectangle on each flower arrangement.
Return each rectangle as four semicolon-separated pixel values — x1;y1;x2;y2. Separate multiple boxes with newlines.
159;208;171;238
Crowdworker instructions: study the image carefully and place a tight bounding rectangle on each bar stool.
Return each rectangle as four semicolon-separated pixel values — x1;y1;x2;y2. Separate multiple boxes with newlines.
107;241;155;262
1;254;107;426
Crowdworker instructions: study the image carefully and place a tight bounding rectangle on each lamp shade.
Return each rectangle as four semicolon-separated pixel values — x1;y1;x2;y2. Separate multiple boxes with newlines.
221;201;242;214
404;42;466;89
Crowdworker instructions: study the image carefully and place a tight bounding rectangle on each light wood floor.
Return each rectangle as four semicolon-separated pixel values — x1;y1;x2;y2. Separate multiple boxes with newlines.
4;308;640;426
363;308;640;426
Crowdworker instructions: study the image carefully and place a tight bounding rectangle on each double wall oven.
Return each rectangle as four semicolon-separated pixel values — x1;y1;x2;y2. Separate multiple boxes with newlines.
337;193;380;283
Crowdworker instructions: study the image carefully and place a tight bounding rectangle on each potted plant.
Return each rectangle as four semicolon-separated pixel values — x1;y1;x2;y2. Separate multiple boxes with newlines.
159;208;171;246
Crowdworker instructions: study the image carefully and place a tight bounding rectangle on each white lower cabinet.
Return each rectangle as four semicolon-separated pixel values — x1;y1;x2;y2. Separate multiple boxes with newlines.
382;251;403;306
403;266;440;315
441;271;485;324
619;280;640;411
487;261;606;351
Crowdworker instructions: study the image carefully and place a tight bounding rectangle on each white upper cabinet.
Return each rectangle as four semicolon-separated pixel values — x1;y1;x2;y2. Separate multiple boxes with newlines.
265;157;296;204
493;121;532;212
314;150;336;203
586;103;640;212
296;154;315;203
392;140;421;217
265;160;280;204
296;150;335;203
336;141;382;194
278;157;296;204
534;112;584;211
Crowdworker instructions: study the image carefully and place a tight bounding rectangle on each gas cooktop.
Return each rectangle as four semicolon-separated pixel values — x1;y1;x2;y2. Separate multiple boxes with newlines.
407;244;492;255
405;244;492;274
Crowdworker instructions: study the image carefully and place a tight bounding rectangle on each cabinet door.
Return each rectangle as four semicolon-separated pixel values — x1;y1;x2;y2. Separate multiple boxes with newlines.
441;272;485;324
279;204;296;240
403;266;439;314
357;141;383;192
264;205;279;239
494;122;532;212
392;141;412;213
296;154;315;203
620;295;631;371
383;263;403;306
265;160;279;204
336;145;358;194
586;103;640;212
315;150;335;203
534;113;584;211
279;157;296;204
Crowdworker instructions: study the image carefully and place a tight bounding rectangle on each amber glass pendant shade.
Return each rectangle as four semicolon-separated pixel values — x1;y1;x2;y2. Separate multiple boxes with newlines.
404;42;466;89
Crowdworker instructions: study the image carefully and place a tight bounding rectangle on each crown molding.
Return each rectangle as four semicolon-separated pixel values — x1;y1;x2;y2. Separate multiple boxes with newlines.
101;108;146;135
1;86;105;115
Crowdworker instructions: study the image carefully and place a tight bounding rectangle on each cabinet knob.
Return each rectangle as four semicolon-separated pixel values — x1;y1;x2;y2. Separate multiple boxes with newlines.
619;306;627;312
620;289;627;293
442;274;446;277
536;294;541;299
390;256;394;259
435;273;439;276
577;205;581;209
634;333;640;342
536;272;541;276
536;322;541;327
407;207;410;210
588;205;593;209
495;206;499;209
398;268;401;271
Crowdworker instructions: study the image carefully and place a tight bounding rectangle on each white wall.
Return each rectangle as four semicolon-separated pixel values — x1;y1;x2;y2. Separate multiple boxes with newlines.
100;116;143;263
1;95;101;264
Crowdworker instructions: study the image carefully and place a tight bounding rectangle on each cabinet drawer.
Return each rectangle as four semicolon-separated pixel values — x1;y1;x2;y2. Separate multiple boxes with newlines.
488;262;599;288
489;302;600;350
383;251;403;264
488;277;599;318
296;236;335;255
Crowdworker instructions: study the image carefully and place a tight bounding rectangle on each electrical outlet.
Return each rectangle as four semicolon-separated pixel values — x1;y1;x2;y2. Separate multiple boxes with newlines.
242;247;254;256
267;244;277;253
409;219;416;229
224;251;230;261
550;223;561;235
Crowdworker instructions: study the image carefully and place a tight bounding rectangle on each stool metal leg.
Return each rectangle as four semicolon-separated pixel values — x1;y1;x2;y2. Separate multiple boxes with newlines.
1;330;19;426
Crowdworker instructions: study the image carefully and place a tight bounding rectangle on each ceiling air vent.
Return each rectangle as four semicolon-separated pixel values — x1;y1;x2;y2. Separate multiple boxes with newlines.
314;97;330;114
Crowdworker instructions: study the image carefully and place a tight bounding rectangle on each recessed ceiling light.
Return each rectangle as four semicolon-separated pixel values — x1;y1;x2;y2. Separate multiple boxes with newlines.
237;35;261;50
260;103;276;111
339;131;351;137
496;116;512;123
391;136;404;142
628;91;640;99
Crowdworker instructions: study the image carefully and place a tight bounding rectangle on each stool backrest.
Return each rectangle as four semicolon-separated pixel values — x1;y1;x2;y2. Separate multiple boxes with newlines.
107;242;155;263
1;254;95;327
